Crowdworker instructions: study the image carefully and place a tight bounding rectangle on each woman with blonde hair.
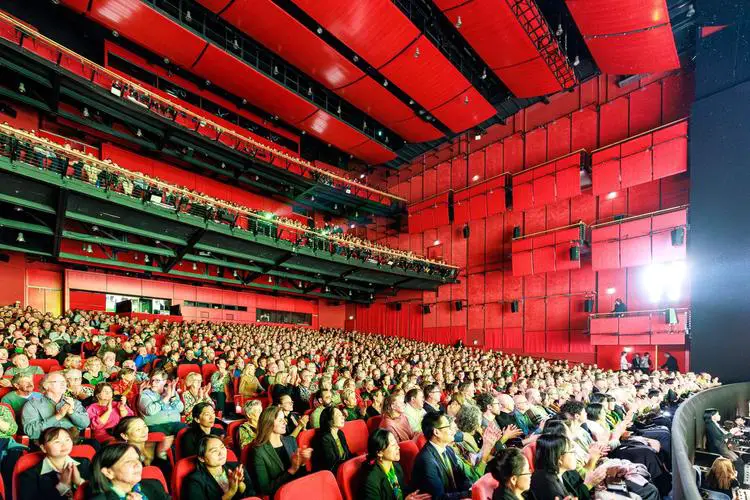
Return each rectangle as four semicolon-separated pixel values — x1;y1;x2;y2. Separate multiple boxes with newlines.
182;371;214;424
704;457;740;497
238;364;263;397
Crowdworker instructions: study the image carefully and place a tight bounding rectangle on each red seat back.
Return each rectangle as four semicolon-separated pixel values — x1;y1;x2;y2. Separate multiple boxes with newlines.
415;433;427;450
71;444;97;461
398;440;419;484
29;359;60;373
366;415;382;436
471;473;500;500
176;364;201;380
336;454;367;500
274;470;342;500
296;428;316;471
13;452;44;496
227;419;247;456
142;465;169;492
522;442;536;472
201;363;218;382
174;427;190;462
342;419;368;456
172;456;197;500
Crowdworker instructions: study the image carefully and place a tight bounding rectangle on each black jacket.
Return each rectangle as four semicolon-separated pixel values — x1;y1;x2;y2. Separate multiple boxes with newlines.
87;479;169;500
411;443;471;500
182;462;254;500
527;469;590;500
492;486;521;500
249;436;304;497
18;458;93;500
311;429;352;473
180;424;225;459
361;462;410;500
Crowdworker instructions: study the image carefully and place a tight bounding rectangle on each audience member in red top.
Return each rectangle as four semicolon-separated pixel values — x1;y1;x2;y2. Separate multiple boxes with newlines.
380;393;416;442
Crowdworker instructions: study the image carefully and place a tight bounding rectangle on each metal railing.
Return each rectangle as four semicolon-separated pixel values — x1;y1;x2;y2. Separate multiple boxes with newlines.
0;11;405;206
0;124;457;276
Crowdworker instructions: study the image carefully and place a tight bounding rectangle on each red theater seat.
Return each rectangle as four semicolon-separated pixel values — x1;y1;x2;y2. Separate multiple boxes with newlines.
336;454;367;500
366;415;382;436
471;473;500;500
342;419;368;456
177;364;201;380
274;470;342;500
296;428;316;471
398;440;419;484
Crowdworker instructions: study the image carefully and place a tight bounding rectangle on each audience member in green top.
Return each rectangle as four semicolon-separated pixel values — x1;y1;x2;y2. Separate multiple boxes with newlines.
1;374;42;421
5;353;43;377
361;429;430;500
83;357;107;386
238;400;263;449
309;388;333;429
311;406;351;473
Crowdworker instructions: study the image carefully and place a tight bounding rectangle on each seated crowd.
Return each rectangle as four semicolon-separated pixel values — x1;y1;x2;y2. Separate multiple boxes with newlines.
0;303;721;499
0;124;453;278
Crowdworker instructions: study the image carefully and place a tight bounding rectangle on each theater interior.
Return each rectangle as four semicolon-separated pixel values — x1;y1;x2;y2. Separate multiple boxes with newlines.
0;1;747;499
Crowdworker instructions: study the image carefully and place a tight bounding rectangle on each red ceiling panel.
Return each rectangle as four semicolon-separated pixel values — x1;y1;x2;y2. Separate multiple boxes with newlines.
566;0;679;75
435;0;576;97
348;139;398;164
379;36;471;109
299;110;369;150
88;0;207;68
391;116;444;143
290;0;420;69
192;45;318;123
213;0;365;89
429;88;497;134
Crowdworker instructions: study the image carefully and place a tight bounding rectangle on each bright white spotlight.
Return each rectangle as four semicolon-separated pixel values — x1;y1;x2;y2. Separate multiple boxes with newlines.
643;260;686;303
605;287;616;295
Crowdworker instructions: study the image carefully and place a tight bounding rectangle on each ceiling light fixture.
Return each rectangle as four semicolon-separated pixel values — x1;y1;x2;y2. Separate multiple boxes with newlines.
16;232;24;243
192;262;197;270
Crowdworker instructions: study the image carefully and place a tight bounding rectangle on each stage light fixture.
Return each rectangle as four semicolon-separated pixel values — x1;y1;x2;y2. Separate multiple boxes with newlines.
15;232;24;243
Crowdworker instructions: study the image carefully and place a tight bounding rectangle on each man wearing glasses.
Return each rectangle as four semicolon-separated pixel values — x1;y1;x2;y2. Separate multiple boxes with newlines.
412;412;472;499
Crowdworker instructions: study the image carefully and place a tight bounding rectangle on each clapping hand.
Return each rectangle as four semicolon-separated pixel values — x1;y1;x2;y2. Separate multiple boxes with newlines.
405;491;431;500
501;424;523;442
58;462;74;487
584;466;607;487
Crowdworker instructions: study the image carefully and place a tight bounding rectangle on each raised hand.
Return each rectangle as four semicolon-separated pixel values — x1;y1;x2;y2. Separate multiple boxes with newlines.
405;491;432;500
584;467;607;488
59;462;74;487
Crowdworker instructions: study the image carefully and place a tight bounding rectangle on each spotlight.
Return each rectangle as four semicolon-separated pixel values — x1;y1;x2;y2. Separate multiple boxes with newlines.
348;290;352;296
474;131;482;141
86;244;93;254
556;24;563;36
241;98;247;105
185;10;192;21
18;82;25;94
573;56;580;67
273;66;279;75
353;55;359;62
316;26;323;34
606;287;616;295
643;261;686;303
383;79;388;87
481;68;487;80
311;195;315;202
307;87;313;96
433;239;441;246
144;254;150;263
233;270;238;277
325;286;330;292
163;57;170;64
455;16;462;28
205;80;211;86
15;232;24;243
334;204;338;210
91;225;98;232
359;173;366;179
337;105;342;114
112;30;119;37
233;39;239;50
298;281;303;288
192;262;197;270
472;174;480;182
414;47;420;58
345;188;351;194
136;129;142;137
464;95;469;105
83;107;90;118
268;276;273;283
686;3;695;17
606;192;618;200
409;99;414;105
350;223;355;229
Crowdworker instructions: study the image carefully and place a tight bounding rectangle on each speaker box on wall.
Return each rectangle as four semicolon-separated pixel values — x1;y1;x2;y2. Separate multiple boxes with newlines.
512;226;522;238
394;303;402;311
463;224;470;239
169;304;182;316
422;305;431;314
455;301;463;311
510;300;519;313
583;298;594;312
569;246;580;261
671;227;685;246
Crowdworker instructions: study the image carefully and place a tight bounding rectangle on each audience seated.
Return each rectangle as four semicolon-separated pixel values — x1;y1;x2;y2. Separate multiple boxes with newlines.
0;302;726;499
180;403;225;459
411;411;472;499
311;406;352;474
704;408;745;474
486;448;532;500
182;435;254;500
704;457;740;498
88;442;169;500
249;405;310;497
18;427;92;500
361;429;430;500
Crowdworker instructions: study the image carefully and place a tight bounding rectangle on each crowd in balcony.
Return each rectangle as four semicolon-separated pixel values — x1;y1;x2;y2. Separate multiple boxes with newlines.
0;124;455;279
0;302;723;499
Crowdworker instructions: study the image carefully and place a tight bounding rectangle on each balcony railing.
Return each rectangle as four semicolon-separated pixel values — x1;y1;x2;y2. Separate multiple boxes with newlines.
0;123;457;278
0;11;405;206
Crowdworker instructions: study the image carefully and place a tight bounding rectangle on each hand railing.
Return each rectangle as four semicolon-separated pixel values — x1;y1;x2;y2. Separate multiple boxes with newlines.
0;11;406;206
0;123;457;276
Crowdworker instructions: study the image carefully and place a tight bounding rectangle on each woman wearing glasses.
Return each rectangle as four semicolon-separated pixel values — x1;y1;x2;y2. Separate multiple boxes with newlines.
527;434;605;500
361;429;430;500
487;448;532;500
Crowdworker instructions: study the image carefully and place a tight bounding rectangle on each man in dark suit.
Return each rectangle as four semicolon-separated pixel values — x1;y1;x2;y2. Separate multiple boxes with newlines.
423;383;443;414
411;412;471;499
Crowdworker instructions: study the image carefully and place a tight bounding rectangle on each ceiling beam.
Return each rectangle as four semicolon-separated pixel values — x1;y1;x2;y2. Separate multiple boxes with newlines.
162;227;206;273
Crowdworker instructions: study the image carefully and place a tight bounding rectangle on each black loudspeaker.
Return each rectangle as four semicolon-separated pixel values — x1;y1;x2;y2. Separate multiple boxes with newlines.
513;226;522;238
665;308;678;324
671;227;685;246
307;218;316;229
422;305;431;314
169;304;182;316
569;246;580;261
463;224;470;239
613;214;626;221
394;303;402;311
583;298;594;312
455;301;463;311
510;300;519;313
